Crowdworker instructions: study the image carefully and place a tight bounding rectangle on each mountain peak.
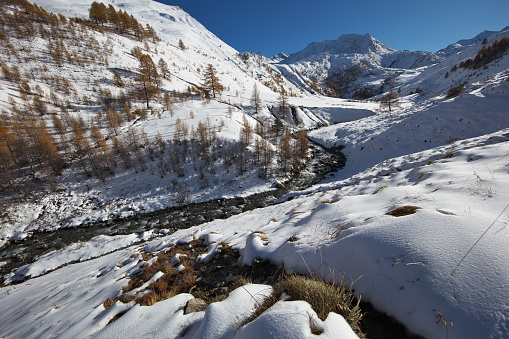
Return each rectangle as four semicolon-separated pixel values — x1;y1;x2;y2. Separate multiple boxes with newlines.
281;32;392;64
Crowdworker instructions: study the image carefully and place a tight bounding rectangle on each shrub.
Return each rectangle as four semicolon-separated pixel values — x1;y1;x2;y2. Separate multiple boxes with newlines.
446;83;465;98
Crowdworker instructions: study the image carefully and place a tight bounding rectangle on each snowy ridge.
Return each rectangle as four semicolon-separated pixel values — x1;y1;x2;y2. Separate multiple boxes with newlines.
280;33;441;69
437;26;509;57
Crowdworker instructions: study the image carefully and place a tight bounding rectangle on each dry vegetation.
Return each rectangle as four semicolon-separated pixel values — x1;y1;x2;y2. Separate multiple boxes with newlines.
385;206;422;217
242;273;364;337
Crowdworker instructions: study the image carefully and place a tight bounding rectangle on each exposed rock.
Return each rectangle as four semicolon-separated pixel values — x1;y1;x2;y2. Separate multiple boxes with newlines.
184;298;208;314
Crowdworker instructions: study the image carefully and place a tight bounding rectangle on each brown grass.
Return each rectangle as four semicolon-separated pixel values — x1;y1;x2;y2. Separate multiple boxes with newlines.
103;297;116;310
242;274;364;337
385;206;422;217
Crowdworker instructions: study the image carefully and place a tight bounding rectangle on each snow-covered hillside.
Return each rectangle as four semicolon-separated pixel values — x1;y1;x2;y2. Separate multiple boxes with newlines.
1;0;362;245
270;28;509;99
1;129;508;339
437;26;509;57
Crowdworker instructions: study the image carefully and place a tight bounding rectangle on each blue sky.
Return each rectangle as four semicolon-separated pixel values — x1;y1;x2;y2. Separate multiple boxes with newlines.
159;0;508;56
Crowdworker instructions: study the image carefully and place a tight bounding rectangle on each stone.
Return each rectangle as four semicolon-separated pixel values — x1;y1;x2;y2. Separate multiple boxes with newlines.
184;298;208;314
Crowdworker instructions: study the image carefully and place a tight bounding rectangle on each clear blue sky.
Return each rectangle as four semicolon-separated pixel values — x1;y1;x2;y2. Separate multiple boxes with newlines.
159;0;508;56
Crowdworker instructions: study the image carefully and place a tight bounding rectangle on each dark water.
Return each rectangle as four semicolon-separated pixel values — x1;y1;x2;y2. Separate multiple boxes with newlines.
0;143;345;279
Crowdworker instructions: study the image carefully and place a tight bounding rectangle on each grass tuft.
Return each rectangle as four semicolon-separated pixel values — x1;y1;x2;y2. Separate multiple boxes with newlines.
373;185;388;194
242;274;364;337
385;206;422;217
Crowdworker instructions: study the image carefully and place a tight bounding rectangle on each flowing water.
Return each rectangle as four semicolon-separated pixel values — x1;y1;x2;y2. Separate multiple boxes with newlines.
0;143;345;278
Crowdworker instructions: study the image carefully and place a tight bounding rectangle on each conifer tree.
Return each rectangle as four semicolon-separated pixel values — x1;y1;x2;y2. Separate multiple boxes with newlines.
251;83;262;114
135;53;159;108
380;87;400;112
112;135;131;169
279;131;292;174
277;86;289;119
158;58;170;79
0;139;14;188
239;115;253;147
90;124;113;177
202;64;224;99
89;2;108;25
163;91;173;116
113;71;124;87
294;128;309;166
34;121;63;174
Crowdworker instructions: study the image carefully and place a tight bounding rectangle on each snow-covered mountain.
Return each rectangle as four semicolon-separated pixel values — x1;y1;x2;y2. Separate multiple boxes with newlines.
270;33;442;97
33;0;303;99
280;33;441;69
436;26;509;57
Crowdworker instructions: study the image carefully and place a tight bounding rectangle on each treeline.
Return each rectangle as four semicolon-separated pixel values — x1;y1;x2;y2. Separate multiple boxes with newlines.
88;1;159;42
451;37;509;72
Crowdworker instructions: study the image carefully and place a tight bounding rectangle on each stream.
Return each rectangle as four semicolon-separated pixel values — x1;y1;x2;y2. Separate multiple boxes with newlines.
0;143;346;279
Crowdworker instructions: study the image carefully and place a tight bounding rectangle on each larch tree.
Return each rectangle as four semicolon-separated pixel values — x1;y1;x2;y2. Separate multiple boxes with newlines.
202;64;224;99
277;86;289;119
239;115;253;147
164;91;173;116
0;139;14;188
90;124;113;177
158;58;170;80
380;87;400;112
178;39;186;50
89;1;108;25
135;53;159;109
294;128;309;167
33;121;64;174
251;83;262;114
279;131;293;174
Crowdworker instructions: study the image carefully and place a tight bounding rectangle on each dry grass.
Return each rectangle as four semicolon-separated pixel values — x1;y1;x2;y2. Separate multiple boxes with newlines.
106;240;208;308
242;274;364;337
103;297;116;310
442;149;455;159
372;185;388;194
385;206;422;217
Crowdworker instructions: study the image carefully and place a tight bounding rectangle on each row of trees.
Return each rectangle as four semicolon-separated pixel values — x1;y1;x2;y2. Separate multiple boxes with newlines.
451;37;509;71
89;1;158;42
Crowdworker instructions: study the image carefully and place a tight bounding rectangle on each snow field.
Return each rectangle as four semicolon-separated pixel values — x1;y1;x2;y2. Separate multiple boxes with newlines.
2;135;508;338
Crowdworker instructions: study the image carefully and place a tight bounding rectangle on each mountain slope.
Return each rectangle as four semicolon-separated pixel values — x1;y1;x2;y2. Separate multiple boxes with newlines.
271;33;442;97
436;26;509;57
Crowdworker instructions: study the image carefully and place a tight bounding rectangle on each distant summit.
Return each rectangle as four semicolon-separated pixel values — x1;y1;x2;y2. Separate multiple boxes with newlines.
281;33;391;64
279;32;441;69
437;26;509;57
